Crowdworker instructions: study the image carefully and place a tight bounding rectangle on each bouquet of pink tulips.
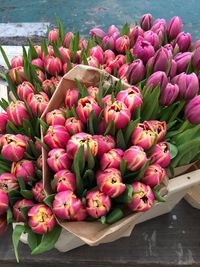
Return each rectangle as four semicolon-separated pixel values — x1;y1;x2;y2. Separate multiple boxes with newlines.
0;13;200;260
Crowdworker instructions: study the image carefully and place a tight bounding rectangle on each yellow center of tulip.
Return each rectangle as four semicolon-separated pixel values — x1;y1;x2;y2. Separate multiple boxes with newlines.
35;207;51;223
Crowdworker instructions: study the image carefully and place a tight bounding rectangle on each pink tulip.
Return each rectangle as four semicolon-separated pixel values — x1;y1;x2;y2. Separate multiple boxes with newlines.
191;39;200;50
86;56;99;68
133;37;155;63
87;86;99;100
129;26;144;44
79;37;88;49
0;216;7;235
102;94;113;107
0;113;8;134
64;32;74;48
13;199;34;222
141;164;166;187
116;86;142;113
48;29;59;42
36;154;42;170
117;63;129;80
160;83;179;106
47;148;71;173
70;204;87;221
75;50;82;64
11;159;35;183
167;16;182;40
65;117;84;135
152;18;167;33
149;142;171;168
96;168;126;198
128;182;154;212
63;62;76;74
174;52;192;74
44;56;63;76
76;96;101;123
107;54;126;72
146;71;168;91
36;69;45;83
104;100;131;129
140;13;153;31
0;173;19;192
52;170;76;192
44;125;70;149
123;146;147;171
34;45;43;58
185;95;200;124
65;88;79;109
100;148;123;170
11;55;23;68
144;120;167;142
42;79;55;95
104;49;115;63
6;101;30;126
58;47;71;63
35;140;42;154
0;134;27;162
192;47;200;70
89;28;106;41
9;66;25;85
90;46;104;64
46;109;66;126
31;58;44;69
53;190;82;220
107;24;120;36
66;132;98;159
28;204;56;235
0;189;8;216
17;81;35;101
172;73;199;100
126;59;146;85
143;30;159;49
93;135;115;158
27;92;49;117
169;59;177;79
175;32;192;52
115;35;130;54
148;47;170;72
32;181;46;202
102;35;115;51
86;190;111;218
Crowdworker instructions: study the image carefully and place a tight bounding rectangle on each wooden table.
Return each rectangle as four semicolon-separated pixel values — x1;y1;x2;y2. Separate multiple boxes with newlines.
0;200;200;267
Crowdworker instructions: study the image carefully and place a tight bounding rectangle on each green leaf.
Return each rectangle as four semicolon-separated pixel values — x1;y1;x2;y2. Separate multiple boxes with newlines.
73;145;84;196
116;129;126;150
120;22;130;36
124;119;140;145
8;190;21;206
0;46;11;69
168;142;178;160
171;124;200;146
153;190;166;202
52;42;62;61
44;194;55;207
41;39;48;56
38;118;49;135
87;143;95;169
168;100;185;123
35;137;50;152
120;159;127;176
20;190;33;200
28;140;40;158
17;176;26;191
114;184;133;204
28;39;38;59
115;80;123;95
6;73;19;100
105;208;124;224
88;110;96;135
7;207;13;223
31;225;61;255
104;120;115;136
55;16;65;43
12;224;25;262
28;231;42;251
136;159;151;181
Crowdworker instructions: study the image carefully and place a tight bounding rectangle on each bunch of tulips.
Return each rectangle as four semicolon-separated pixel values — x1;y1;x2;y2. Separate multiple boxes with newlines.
0;13;200;259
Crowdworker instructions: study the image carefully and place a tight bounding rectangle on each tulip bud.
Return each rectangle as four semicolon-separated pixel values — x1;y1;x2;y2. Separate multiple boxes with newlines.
126;59;146;85
65;88;79;109
169;59;177;79
52;170;76;193
0;113;8;134
192;39;200;50
34;45;43;58
152;18;167;32
167;16;182;40
76;96;101;124
106;55;126;73
102;94;113;107
131;123;157;150
104;100;131;129
144;120;167;142
93;135;115;158
116;86;142;113
28;204;56;234
31;58;44;69
123;146;147;171
44;125;70;149
185;95;200;124
149;142;171;168
17;81;35;101
102;35;115;51
192;47;200;70
63;62;76;74
128;182;154;212
149;47;170;72
86;190;111;218
6;101;30;126
0;134;27;162
160;83;179;106
13;199;34;222
47;148;71;173
140;13;153;31
64;32;74;48
46;109;66;126
129;26;144;44
107;25;120;36
32;181;45;202
0;173;19;192
174;52;192;74
11;55;23;68
66;132;98;159
58;47;71;63
11;159;35;183
176;32;192;52
146;71;168;91
0;189;8;216
87;86;99;100
141;164;166;187
35;140;42;154
100;149;123;170
96;168;126;198
172;73;199;100
115;35;130;54
27;92;49;116
0;216;7;235
133;37;155;63
48;29;59;42
9;67;25;85
89;46;104;64
117;63;129;80
143;30;159;49
65;117;84;135
36;69;45;83
104;49;115;63
89;28;106;41
53;190;82;220
37;154;42;170
70;204;87;221
44;56;62;76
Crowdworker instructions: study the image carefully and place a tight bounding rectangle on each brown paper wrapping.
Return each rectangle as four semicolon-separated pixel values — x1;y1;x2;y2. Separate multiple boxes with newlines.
41;65;197;246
